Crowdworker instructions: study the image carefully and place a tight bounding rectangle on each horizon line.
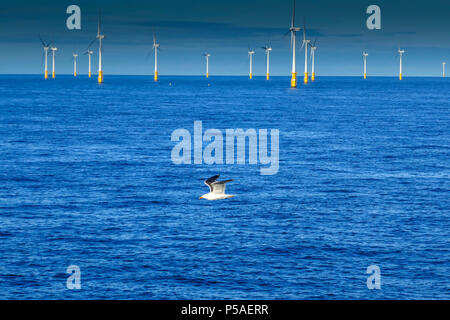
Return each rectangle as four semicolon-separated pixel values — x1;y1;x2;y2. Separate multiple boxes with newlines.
0;74;447;78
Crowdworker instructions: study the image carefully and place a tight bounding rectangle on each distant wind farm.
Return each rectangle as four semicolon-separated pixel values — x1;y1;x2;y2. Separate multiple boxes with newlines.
35;1;447;86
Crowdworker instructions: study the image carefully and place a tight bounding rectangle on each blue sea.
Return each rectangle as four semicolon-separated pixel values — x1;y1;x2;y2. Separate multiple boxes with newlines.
0;75;448;299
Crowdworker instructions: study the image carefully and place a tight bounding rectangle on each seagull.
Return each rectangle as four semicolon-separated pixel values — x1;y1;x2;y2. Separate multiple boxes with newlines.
199;175;235;201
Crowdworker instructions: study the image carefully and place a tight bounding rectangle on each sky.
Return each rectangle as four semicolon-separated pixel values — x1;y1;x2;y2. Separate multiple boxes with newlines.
0;0;449;76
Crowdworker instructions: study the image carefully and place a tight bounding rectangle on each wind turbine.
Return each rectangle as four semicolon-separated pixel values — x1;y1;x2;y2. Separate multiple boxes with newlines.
152;33;160;81
40;37;52;79
96;11;105;84
73;54;78;77
398;48;405;80
309;40;317;81
301;26;311;84
262;43;272;80
363;51;368;79
51;46;58;79
204;53;211;78
443;62;446;78
289;0;301;88
248;47;255;79
84;47;94;78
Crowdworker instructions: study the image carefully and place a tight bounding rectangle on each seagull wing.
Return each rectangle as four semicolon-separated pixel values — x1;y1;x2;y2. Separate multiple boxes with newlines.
211;179;233;195
204;175;220;192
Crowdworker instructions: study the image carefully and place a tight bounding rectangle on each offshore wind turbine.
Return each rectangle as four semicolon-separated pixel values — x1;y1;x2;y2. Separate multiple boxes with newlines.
152;33;160;81
301;27;311;84
96;11;105;84
309;40;317;81
84;48;94;78
363;51;368;79
398;48;405;80
248;47;255;79
262;43;272;80
289;0;301;88
73;54;78;77
443;62;446;78
40;37;52;79
85;39;96;78
204;53;211;78
51;46;57;79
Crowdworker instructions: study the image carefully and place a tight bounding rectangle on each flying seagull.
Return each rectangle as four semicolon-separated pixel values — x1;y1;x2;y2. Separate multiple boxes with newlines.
200;175;235;201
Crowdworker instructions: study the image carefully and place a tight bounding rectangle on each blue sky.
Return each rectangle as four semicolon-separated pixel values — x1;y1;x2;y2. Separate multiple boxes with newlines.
0;0;449;76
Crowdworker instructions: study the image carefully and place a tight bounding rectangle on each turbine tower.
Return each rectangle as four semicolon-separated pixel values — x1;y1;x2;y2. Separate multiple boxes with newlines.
73;54;78;77
363;51;368;79
248;48;255;79
51;46;57;79
289;0;301;88
262;43;272;80
84;48;94;78
398;48;405;80
153;33;160;81
40;37;52;79
309;40;317;81
96;11;105;84
443;62;446;78
302;27;311;84
204;53;211;78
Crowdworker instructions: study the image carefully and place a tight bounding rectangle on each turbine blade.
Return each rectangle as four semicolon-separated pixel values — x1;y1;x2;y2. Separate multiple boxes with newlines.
97;10;102;36
291;0;296;28
87;38;96;50
39;36;45;47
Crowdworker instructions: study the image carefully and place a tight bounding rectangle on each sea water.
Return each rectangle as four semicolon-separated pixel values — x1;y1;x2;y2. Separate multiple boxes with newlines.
0;75;448;299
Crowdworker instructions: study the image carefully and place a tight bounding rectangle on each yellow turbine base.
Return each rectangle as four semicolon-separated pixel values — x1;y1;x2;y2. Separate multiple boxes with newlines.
312;72;315;81
304;72;308;84
52;72;55;79
89;72;91;78
45;71;48;79
364;73;367;80
206;73;209;78
266;73;270;80
291;72;297;88
154;71;158;82
74;72;77;77
98;71;103;84
399;73;402;80
249;73;252;80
